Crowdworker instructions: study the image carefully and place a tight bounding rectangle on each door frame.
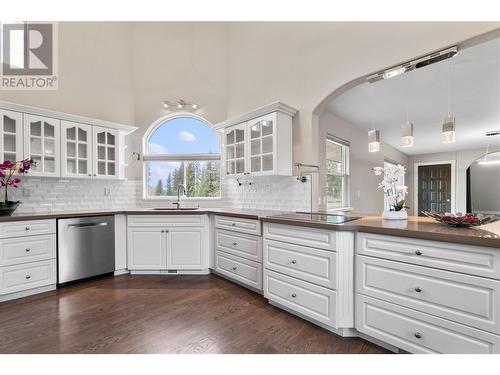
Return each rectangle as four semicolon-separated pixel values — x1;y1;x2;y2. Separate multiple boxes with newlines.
413;160;456;216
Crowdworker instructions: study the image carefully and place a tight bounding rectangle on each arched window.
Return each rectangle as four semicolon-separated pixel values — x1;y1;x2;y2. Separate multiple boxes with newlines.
143;115;221;199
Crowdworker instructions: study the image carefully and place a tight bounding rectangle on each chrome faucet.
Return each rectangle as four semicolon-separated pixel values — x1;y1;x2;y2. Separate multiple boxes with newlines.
173;184;186;209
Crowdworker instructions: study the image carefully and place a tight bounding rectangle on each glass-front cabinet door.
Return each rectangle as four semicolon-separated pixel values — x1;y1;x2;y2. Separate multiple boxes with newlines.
23;114;61;176
247;113;276;174
224;122;246;176
0;109;23;163
61;121;93;178
93;126;119;179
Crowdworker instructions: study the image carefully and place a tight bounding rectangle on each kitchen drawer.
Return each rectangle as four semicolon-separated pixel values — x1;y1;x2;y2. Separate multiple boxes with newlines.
0;259;56;296
216;229;262;262
216;251;262;290
214;215;261;235
264;269;337;328
356;255;500;334
0;219;56;239
264;239;337;289
263;223;336;251
127;215;207;227
356;294;500;354
0;234;56;267
357;232;500;280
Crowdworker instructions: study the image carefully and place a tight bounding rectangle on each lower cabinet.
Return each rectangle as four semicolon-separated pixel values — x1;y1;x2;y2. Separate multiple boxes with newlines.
127;215;209;272
216;251;262;290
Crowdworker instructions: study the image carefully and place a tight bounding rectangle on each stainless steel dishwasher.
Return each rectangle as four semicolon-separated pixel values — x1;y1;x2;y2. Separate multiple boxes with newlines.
58;216;115;285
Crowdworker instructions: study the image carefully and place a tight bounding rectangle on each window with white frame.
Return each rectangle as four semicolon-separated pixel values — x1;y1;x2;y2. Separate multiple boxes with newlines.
143;115;221;199
325;135;350;210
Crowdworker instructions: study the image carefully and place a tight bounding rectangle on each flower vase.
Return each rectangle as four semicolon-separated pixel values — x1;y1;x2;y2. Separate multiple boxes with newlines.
382;210;408;220
0;201;20;216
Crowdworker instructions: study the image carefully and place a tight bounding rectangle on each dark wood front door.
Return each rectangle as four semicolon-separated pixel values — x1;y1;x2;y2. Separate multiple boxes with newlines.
418;163;452;215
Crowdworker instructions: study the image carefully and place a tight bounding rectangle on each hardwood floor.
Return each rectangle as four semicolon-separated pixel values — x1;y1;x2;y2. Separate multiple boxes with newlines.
0;274;389;354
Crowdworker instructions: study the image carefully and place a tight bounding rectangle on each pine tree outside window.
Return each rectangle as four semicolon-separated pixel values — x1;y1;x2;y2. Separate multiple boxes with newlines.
143;115;221;200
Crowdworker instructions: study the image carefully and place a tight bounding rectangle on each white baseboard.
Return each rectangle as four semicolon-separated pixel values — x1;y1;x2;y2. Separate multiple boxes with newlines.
130;269;211;275
0;284;56;303
114;269;130;276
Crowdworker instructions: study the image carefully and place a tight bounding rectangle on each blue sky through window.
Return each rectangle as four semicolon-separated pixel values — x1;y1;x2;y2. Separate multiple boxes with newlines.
148;117;220;155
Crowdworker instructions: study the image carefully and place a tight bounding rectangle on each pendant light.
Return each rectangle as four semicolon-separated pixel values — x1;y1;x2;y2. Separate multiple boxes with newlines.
368;129;381;152
401;121;414;147
442;60;456;143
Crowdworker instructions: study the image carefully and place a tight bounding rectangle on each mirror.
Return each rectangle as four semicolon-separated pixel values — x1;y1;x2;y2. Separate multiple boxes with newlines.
324;30;500;216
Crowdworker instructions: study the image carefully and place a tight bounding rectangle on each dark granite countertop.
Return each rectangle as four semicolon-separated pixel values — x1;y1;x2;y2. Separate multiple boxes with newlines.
1;208;499;248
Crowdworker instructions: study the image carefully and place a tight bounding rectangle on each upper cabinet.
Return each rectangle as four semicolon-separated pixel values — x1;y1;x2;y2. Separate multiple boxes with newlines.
218;102;296;177
61;121;93;178
0;101;137;179
24;114;61;177
0;109;23;162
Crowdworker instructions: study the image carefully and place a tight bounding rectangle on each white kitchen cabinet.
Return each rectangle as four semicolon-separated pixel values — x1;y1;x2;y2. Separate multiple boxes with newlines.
219;103;296;177
93;126;119;179
61;121;93;178
23;114;61;177
167;226;208;270
0;109;23;162
127;215;209;273
127;227;166;270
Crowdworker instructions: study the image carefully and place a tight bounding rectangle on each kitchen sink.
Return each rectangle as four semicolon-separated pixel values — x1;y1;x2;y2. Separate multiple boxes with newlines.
150;207;200;211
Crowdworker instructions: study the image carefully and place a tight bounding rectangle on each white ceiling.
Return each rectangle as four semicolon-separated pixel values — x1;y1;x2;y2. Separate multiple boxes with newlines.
328;36;500;155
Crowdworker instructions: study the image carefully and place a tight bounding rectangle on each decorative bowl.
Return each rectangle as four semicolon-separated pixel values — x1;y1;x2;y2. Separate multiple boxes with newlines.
0;201;20;216
422;211;498;228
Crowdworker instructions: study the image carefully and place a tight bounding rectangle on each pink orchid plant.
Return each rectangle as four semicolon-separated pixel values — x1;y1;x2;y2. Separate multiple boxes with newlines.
0;158;34;205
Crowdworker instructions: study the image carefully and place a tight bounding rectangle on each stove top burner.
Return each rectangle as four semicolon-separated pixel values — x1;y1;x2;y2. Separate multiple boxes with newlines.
268;212;362;224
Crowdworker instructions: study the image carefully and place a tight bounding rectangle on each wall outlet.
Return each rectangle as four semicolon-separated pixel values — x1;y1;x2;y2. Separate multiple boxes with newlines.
104;187;111;196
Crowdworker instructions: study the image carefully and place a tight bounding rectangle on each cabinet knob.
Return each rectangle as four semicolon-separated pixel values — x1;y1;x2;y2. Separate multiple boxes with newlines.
88;174;92;177
232;266;237;271
231;223;236;226
291;293;297;298
25;275;31;279
165;229;169;233
25;248;31;252
233;242;237;246
291;260;297;264
415;250;423;256
25;226;31;231
414;287;422;293
414;332;422;339
161;230;165;233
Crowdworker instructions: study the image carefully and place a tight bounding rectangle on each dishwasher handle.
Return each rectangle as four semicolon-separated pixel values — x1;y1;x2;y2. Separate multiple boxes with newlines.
68;222;109;229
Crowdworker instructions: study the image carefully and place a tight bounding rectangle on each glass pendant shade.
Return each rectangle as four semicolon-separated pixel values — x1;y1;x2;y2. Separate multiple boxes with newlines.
400;121;414;147
368;130;381;152
442;116;456;143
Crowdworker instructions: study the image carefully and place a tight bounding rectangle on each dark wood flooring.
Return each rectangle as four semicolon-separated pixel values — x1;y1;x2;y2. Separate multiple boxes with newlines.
0;274;389;354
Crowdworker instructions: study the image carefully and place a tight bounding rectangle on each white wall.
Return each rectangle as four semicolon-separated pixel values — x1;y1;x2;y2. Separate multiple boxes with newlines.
407;148;490;215
318;110;408;214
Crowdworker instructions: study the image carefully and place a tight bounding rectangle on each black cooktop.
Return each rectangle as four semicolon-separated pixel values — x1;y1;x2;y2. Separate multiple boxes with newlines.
268;212;362;224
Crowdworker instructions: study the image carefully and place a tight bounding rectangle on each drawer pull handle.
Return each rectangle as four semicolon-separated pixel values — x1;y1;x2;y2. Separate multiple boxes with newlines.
231;223;236;226
414;332;422;339
232;266;237;271
414;287;422;293
25;226;31;231
291;260;297;264
25;275;31;279
25;248;31;252
233;242;237;246
415;250;423;256
291;293;297;298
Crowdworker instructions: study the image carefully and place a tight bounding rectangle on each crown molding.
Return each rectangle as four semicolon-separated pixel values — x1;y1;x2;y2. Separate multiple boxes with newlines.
0;100;138;135
214;101;298;130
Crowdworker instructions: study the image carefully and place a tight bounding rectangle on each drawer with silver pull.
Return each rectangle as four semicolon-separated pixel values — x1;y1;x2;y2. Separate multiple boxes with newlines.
215;251;262;290
264;239;337;289
0;234;56;267
0;219;56;239
264;269;337;328
356;254;500;334
214;215;261;235
216;229;262;262
356;232;500;280
0;259;56;296
356;293;500;354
